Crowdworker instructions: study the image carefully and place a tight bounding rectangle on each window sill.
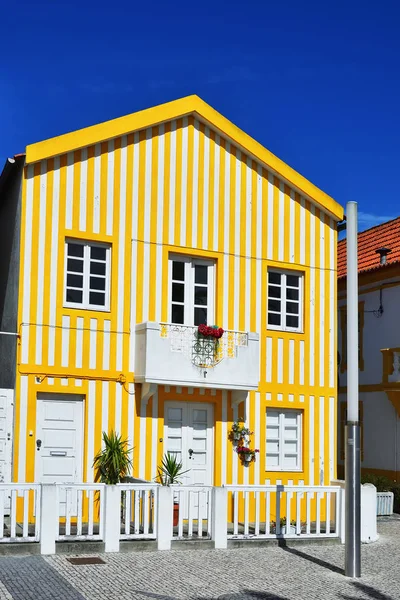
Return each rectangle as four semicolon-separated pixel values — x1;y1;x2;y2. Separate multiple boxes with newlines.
265;468;304;474
62;304;111;316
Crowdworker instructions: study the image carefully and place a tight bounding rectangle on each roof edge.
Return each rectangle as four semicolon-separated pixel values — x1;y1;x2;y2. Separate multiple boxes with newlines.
25;95;343;221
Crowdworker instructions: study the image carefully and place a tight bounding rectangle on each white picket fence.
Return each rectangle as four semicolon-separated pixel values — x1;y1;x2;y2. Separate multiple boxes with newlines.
0;482;349;553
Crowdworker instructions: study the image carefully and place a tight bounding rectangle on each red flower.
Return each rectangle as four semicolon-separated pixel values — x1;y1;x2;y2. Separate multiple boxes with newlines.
198;324;224;339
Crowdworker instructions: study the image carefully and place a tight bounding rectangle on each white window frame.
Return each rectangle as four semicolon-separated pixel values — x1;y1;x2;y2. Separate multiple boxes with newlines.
266;409;302;472
267;269;304;333
64;239;111;311
168;254;215;326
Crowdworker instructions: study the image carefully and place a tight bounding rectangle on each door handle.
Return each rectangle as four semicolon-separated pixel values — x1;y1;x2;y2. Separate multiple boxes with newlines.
188;448;193;459
36;439;42;451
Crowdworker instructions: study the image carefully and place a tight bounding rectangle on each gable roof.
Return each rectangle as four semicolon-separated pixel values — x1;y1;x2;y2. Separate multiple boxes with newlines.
25;95;343;221
338;216;400;279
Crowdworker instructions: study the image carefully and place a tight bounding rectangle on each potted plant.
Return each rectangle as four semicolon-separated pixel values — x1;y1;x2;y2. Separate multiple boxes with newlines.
156;453;190;526
236;446;259;465
228;420;253;445
193;324;224;368
271;517;297;535
93;431;133;484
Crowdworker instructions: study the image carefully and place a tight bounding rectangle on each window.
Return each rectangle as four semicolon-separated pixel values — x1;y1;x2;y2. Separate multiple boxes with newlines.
169;255;215;326
267;270;303;332
64;240;111;311
266;409;302;471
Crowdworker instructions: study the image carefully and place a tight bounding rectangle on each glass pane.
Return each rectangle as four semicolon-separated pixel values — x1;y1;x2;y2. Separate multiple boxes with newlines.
268;285;281;299
66;289;83;303
67;243;84;258
195;264;208;284
193;409;207;423
286;287;299;301
90;261;106;276
168;408;182;421
89;291;106;306
286;274;300;288
284;412;298;425
286;315;299;329
91;246;107;261
287;302;299;315
194;286;207;306
66;274;83;289
194;306;207;325
90;276;106;291
172;304;184;324
268;271;281;285
67;258;84;273
172;282;184;303
268;299;281;312
172;261;185;281
268;313;281;326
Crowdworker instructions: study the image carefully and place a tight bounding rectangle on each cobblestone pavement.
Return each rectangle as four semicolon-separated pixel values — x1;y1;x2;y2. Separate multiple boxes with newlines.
0;519;399;599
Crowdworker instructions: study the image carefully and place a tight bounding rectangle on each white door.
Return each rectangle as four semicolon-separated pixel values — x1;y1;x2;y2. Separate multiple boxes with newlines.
0;389;14;514
164;402;213;516
35;394;84;515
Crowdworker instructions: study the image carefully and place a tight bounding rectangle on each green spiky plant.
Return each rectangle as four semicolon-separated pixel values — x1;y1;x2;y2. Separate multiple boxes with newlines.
156;452;190;486
93;431;133;484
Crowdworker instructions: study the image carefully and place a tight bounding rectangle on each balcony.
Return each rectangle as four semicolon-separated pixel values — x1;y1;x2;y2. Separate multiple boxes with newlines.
135;322;259;392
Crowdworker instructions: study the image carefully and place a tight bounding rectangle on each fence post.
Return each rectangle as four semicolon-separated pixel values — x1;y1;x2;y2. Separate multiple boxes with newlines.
40;484;58;555
104;485;121;552
212;487;227;549
339;487;346;544
157;486;173;550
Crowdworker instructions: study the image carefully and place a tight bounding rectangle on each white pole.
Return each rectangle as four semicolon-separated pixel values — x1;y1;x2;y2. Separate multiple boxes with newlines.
345;201;361;578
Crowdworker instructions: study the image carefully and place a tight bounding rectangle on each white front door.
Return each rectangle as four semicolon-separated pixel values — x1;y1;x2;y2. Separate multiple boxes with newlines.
35;394;84;515
164;402;214;487
0;389;14;514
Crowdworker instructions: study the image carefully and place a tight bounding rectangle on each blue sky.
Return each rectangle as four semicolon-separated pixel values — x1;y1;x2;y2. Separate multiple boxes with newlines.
2;0;399;230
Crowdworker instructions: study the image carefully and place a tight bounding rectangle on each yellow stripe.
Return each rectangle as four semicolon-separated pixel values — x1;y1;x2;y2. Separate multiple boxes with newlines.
217;137;225;254
197;122;205;248
99;142;108;235
174;119;183;247
208;129;215;250
72;151;81;231
86;145;95;234
149;128;159;321
136;131;146;323
186;117;194;248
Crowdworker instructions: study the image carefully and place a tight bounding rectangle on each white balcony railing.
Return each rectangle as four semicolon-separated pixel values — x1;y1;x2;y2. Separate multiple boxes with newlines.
135;322;259;391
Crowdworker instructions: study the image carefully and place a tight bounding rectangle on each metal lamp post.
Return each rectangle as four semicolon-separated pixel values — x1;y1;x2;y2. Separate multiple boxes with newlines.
345;201;361;578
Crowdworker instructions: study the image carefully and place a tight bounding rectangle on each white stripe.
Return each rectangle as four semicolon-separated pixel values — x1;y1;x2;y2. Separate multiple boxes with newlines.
256;165;262;341
168;120;177;244
127;384;135;462
75;317;84;368
234;151;241;331
101;381;109;441
155;124;165;321
289;339;295;384
234;256;240;331
18;376;28;482
129;133;140;373
277;338;283;383
232;403;238;484
329;397;335;480
61;316;70;368
244;393;249;486
329;219;335;388
180;118;188;246
89;318;97;369
65;153;74;229
223;142;230;327
245;159;252;331
21;167;34;364
35;161;47;366
106;140;114;236
48;158;60;367
289;189;295;262
309;396;314;485
266;337;272;383
309;206;316;386
267;172;274;259
202;126;210;248
116;136;127;371
300;196;306;264
151;391;158;479
278;181;285;261
221;390;227;485
254;392;260;485
299;340;305;386
102;320;111;371
319;396;325;485
142;129;152;324
93;143;101;234
79;147;87;231
115;383;122;436
319;218;325;388
213;134;220;250
87;381;95;482
139;400;146;479
192;120;199;248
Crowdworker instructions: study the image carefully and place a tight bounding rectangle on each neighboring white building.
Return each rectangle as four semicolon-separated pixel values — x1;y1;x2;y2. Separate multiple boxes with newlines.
338;216;400;481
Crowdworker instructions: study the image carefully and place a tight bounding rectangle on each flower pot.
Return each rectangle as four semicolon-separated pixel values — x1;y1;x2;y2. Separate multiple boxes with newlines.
280;525;296;535
233;433;241;441
173;503;179;527
244;454;253;462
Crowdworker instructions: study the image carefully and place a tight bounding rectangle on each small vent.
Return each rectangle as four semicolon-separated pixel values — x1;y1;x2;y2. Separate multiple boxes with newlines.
375;247;391;265
67;557;106;565
377;492;394;516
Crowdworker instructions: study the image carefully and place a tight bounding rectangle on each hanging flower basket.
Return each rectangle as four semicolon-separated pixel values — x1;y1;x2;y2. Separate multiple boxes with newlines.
236;446;259;466
192;325;224;368
228;420;253;445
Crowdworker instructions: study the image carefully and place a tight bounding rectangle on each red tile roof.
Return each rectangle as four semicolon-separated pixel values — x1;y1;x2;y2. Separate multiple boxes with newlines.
338;216;400;279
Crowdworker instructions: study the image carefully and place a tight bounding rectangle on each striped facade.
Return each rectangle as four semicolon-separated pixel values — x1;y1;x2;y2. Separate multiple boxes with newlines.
14;97;343;491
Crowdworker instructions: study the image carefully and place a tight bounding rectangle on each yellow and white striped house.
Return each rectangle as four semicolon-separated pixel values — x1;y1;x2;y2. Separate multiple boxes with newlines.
0;96;344;508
